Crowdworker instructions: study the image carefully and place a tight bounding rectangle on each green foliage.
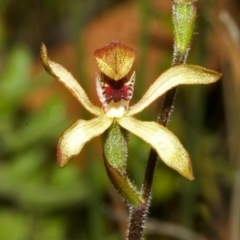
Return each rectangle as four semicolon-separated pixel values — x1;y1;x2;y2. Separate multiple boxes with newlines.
0;44;92;239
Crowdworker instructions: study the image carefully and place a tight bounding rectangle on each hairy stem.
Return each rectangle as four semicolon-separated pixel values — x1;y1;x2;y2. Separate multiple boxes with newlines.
127;88;178;240
127;0;197;238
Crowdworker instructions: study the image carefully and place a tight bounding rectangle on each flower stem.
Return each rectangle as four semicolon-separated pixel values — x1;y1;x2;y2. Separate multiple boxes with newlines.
127;204;149;240
127;1;197;239
127;89;177;240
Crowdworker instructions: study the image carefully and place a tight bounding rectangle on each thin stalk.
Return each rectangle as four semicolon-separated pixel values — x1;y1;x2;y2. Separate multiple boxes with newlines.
127;72;180;240
127;1;197;238
127;19;191;240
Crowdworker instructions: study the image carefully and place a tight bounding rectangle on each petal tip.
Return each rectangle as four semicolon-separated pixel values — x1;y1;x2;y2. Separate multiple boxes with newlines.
40;42;47;61
176;153;194;180
57;142;70;168
40;42;51;73
169;154;194;180
183;167;194;180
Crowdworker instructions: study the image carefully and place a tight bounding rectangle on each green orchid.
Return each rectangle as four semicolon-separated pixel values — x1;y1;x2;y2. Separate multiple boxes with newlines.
40;41;221;180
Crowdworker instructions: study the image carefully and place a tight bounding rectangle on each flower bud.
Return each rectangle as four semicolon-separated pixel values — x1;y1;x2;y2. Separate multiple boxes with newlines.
172;0;197;63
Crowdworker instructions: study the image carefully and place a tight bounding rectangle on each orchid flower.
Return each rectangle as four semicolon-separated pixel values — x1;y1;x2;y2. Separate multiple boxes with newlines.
40;41;221;180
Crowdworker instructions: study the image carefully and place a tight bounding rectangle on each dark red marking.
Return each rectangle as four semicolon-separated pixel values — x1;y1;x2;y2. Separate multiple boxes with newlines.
103;79;131;103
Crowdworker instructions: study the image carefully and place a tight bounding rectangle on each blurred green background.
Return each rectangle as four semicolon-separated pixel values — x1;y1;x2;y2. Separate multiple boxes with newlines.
0;0;240;239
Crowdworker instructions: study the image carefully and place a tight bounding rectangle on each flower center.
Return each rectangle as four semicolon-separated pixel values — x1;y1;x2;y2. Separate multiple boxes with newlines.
96;72;135;118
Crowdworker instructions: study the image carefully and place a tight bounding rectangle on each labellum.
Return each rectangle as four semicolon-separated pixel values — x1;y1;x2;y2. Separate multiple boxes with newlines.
95;41;136;118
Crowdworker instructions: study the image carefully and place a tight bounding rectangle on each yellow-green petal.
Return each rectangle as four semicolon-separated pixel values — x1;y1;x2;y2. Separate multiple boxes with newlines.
40;43;101;116
117;116;193;180
127;65;222;116
57;116;113;167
